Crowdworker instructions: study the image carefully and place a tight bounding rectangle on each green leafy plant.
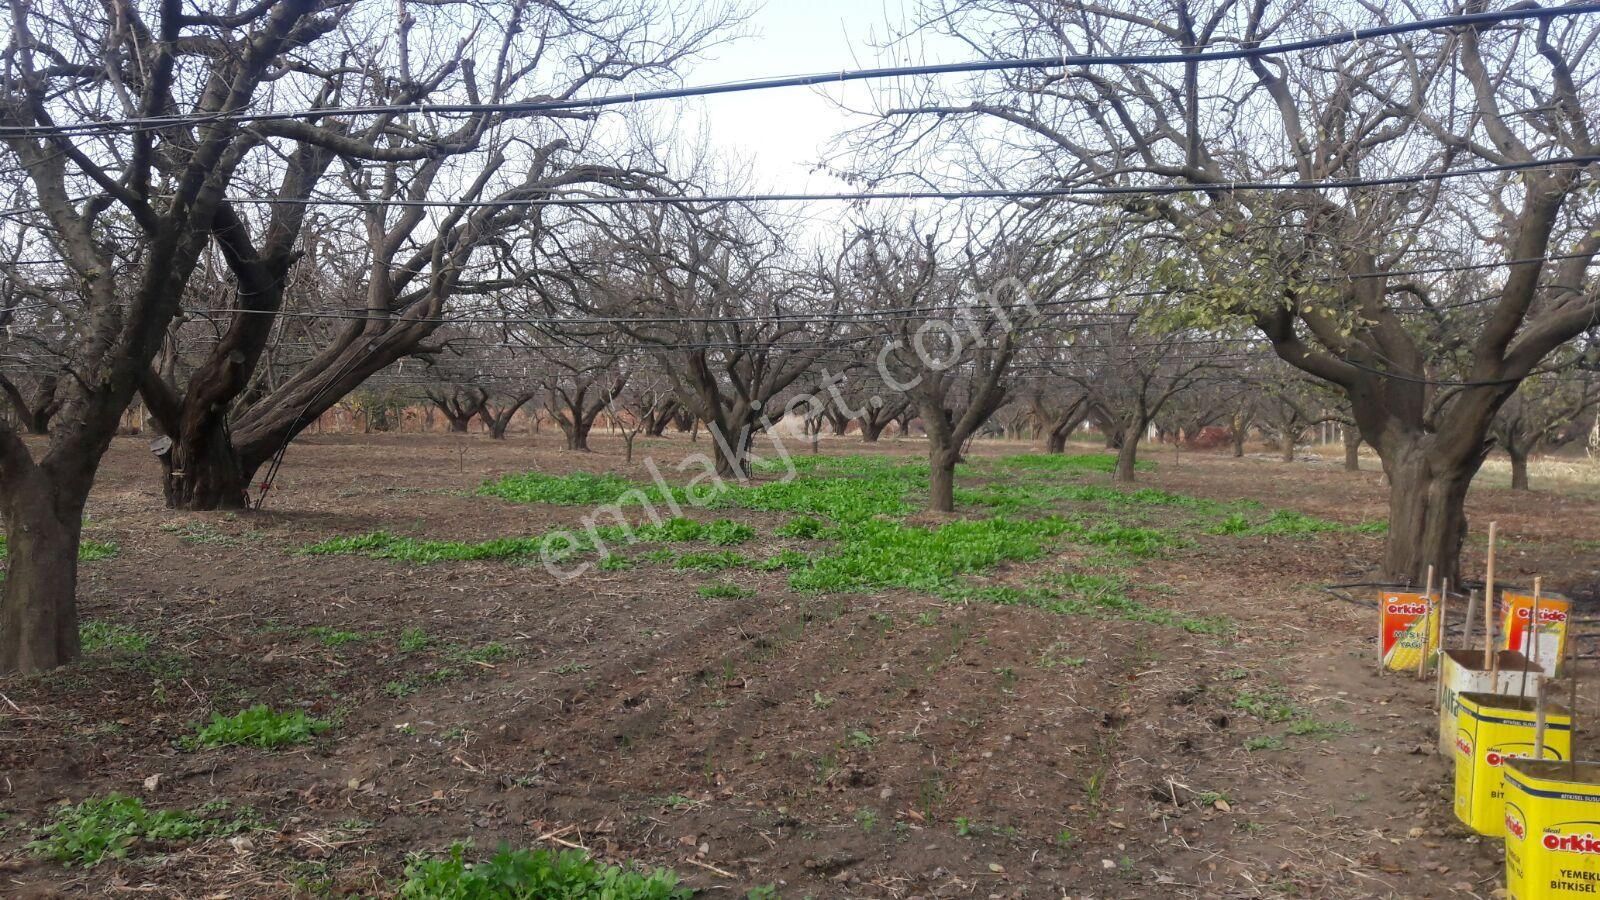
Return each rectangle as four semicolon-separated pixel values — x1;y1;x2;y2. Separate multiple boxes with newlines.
398;843;692;899
476;471;683;507
26;794;249;867
308;626;363;647
697;582;754;599
1208;508;1386;537
398;627;431;653
79;621;151;653
674;551;749;572
776;516;828;538
186;705;331;749
995;452;1154;474
754;549;809;571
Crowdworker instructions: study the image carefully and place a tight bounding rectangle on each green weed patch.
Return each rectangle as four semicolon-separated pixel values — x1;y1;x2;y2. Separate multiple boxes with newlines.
476;471;683;507
1209;509;1385;537
80;621;151;654
185;705;331;749
996;452;1153;474
674;551;750;572
0;535;118;563
27;794;253;867
787;517;1074;593
943;571;1231;634
400;843;691;900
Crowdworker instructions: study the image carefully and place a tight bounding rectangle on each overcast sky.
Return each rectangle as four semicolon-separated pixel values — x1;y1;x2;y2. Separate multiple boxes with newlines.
676;0;930;194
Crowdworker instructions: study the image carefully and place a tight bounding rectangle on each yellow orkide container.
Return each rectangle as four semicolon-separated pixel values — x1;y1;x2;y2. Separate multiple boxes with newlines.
1504;760;1600;899
1438;650;1544;757
1454;691;1571;837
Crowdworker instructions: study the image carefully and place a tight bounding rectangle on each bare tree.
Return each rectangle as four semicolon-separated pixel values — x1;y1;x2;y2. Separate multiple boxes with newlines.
584;202;839;477
537;346;628;452
848;1;1600;582
0;0;359;672
1491;364;1600;490
1064;319;1221;482
131;0;738;510
850;214;1062;511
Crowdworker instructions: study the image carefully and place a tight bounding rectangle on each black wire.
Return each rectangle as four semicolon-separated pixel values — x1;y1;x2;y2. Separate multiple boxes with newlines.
4;4;1592;139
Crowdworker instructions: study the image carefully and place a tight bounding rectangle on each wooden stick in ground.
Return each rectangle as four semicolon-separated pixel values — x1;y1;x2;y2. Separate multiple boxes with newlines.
1436;579;1451;710
1485;521;1498;671
1463;588;1478;654
1535;679;1550;760
1418;565;1436;679
1522;577;1542;699
1570;618;1581;777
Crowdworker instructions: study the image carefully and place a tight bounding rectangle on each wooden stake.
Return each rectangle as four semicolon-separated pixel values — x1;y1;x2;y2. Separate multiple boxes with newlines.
1522;577;1542;699
1485;521;1498;671
1534;679;1550;761
1463;588;1478;654
1569;616;1581;778
1435;579;1451;710
1417;565;1435;679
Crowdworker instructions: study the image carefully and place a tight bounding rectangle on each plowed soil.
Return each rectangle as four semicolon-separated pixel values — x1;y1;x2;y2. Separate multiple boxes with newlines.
2;432;1597;898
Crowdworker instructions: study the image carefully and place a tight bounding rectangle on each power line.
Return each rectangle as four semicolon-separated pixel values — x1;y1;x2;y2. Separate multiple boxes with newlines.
217;155;1600;208
4;5;1592;139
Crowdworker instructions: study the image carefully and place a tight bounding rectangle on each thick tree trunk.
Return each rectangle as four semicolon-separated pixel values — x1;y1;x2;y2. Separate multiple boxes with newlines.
708;418;753;478
1343;428;1361;472
446;415;472;433
564;420;592;452
1509;448;1531;491
162;423;252;510
1281;431;1298;463
859;419;888;442
928;441;958;513
1381;448;1480;585
1231;426;1247;457
1047;430;1068;453
0;469;86;673
1113;422;1144;483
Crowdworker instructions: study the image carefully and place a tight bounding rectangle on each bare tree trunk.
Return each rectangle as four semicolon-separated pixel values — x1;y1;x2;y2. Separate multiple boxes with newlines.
1281;431;1298;463
1113;416;1147;483
859;419;889;442
1509;447;1531;491
446;415;472;433
1231;425;1247;458
1381;447;1479;585
0;459;86;672
928;440;958;513
1342;427;1361;472
563;420;593;452
1047;430;1069;453
707;413;753;478
160;420;252;510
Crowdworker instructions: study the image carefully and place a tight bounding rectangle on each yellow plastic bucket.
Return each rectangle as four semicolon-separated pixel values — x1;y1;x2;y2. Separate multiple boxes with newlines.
1454;691;1570;837
1500;589;1572;678
1438;649;1544;757
1380;589;1438;672
1503;760;1600;899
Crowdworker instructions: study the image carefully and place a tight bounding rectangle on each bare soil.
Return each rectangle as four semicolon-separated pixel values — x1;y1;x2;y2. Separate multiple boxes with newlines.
2;432;1598;898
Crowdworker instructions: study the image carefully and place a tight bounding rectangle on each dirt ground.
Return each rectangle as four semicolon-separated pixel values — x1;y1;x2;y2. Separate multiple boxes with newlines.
3;431;1598;898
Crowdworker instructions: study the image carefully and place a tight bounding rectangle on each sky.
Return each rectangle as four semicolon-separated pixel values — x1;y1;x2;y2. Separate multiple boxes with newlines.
672;0;927;195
